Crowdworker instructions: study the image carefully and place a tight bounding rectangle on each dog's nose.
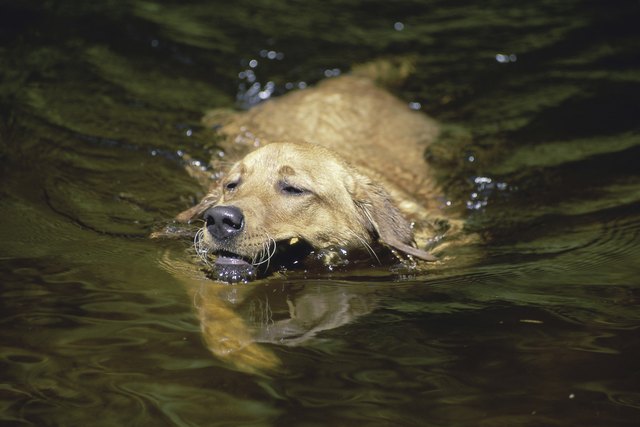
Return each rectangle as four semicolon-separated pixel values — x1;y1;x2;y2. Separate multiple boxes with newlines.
204;206;244;240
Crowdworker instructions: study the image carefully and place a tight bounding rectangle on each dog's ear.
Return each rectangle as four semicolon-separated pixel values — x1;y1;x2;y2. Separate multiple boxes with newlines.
350;174;437;261
175;190;219;223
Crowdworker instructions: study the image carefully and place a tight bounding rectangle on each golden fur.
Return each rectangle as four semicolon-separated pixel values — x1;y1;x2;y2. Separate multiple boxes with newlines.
176;75;461;278
160;72;471;373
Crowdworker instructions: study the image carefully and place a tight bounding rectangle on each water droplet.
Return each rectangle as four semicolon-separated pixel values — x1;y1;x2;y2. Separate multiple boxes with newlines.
409;101;421;110
474;176;492;184
394;22;405;31
249;59;258;68
495;53;518;63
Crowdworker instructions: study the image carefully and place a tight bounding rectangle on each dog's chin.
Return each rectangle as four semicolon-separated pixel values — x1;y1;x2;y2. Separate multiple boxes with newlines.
210;252;257;283
208;239;315;283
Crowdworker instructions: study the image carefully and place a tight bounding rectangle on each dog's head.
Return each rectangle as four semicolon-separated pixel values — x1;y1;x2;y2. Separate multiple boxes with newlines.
182;142;435;282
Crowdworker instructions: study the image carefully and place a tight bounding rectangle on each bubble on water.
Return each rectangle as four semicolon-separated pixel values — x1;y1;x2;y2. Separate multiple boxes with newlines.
495;53;518;63
324;68;341;78
260;49;282;60
258;81;275;100
409;102;422;110
466;175;511;210
394;22;405;31
474;177;492;185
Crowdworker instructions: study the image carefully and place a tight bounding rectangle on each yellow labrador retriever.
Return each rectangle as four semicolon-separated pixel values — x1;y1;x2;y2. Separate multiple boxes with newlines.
175;73;461;282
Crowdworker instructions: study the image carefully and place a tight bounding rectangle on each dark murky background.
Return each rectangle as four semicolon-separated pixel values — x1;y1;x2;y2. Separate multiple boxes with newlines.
1;0;639;425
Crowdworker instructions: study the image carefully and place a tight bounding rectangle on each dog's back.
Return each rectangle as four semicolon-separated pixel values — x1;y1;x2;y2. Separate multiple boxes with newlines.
206;74;441;212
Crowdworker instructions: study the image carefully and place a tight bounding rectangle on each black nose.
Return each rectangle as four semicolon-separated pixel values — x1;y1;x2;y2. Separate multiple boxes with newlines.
204;206;244;240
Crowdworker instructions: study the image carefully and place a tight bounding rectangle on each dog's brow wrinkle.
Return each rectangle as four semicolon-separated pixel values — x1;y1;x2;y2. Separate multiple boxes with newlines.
278;165;296;176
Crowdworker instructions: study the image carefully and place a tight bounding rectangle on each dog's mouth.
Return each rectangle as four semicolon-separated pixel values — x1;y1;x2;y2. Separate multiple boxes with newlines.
208;238;315;283
210;250;257;283
205;237;393;283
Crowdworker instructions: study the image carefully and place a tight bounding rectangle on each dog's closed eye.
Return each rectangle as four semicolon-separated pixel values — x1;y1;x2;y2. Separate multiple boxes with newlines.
278;181;309;196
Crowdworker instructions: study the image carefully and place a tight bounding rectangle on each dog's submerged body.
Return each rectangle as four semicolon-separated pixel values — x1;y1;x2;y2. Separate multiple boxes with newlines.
178;75;461;282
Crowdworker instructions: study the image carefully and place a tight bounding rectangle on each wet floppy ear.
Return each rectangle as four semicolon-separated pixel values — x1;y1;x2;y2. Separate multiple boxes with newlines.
349;173;437;261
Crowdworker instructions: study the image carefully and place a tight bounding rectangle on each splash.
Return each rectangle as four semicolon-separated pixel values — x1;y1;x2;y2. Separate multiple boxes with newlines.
466;176;510;210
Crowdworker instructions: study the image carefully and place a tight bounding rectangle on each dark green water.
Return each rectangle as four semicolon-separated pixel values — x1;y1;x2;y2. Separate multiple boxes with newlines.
1;0;639;425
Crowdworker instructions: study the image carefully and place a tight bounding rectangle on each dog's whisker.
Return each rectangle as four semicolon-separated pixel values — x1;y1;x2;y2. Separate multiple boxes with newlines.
350;231;381;264
252;232;277;269
251;235;268;266
252;240;267;266
266;234;277;270
193;228;212;266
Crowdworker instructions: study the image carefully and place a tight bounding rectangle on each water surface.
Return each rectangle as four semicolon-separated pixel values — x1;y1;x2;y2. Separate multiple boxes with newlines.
1;0;639;425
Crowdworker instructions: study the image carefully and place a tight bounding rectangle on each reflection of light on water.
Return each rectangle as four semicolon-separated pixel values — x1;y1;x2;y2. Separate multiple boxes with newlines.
236;48;339;109
466;175;510;210
236;49;286;108
495;53;518;63
324;68;341;78
259;49;284;60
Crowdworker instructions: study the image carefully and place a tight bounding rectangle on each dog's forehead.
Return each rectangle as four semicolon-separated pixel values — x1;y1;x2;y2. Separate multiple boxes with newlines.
241;143;343;175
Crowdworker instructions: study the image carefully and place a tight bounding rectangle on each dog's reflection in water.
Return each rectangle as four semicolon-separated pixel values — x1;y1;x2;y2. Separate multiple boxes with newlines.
160;243;382;374
187;277;377;374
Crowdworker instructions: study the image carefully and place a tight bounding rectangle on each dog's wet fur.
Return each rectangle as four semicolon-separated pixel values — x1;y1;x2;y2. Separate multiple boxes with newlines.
155;65;477;373
173;73;466;282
